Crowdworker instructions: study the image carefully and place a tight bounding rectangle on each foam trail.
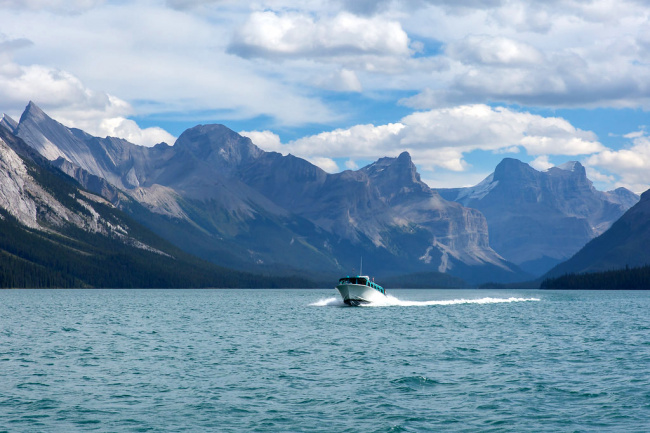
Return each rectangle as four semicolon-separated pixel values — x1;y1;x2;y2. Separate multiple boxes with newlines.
367;295;540;307
311;295;539;307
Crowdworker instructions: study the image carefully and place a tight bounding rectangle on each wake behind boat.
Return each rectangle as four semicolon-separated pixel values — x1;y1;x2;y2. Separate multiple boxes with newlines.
336;275;386;306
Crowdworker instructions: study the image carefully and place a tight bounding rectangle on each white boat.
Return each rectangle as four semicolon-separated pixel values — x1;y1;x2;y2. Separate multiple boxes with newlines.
336;275;386;306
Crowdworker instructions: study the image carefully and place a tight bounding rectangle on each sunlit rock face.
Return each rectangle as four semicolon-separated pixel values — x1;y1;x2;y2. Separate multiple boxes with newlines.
0;126;167;256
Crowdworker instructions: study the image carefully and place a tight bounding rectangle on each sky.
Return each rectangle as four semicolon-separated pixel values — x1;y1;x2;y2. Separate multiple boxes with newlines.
2;0;650;192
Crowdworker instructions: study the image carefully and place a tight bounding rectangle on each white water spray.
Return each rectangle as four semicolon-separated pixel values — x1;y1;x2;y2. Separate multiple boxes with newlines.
310;294;540;307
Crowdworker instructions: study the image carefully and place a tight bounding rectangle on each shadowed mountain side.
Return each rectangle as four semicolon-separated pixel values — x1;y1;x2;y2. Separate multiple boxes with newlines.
544;189;650;278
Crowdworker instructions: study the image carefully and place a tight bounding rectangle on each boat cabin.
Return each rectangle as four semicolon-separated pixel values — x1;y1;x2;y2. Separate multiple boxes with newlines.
338;276;385;295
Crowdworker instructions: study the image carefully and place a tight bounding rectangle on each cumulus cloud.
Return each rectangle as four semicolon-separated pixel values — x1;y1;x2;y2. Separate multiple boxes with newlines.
244;104;603;172
0;59;175;147
447;35;544;67
308;157;339;173
0;2;338;128
530;155;554;171
396;1;650;110
228;11;410;61
97;118;176;147
586;132;650;192
317;69;363;92
239;130;283;152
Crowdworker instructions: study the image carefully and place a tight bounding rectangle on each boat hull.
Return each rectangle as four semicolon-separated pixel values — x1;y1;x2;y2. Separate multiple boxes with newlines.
336;283;386;306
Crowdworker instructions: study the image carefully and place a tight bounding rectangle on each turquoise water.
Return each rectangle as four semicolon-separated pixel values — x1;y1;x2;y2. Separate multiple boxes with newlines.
1;289;650;432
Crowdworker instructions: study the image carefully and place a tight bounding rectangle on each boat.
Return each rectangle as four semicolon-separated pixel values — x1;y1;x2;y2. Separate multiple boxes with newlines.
336;275;386;306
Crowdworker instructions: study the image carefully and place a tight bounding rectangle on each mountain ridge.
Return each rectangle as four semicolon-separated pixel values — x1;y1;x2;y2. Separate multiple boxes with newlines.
6;102;526;283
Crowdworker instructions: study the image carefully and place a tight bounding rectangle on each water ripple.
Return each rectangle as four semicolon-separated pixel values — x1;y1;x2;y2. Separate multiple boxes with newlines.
0;289;649;432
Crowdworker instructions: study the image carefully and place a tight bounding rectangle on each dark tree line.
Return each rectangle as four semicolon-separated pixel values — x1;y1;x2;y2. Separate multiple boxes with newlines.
540;265;650;290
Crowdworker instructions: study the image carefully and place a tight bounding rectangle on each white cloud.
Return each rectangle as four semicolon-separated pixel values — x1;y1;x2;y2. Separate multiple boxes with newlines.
398;1;650;110
308;156;339;173
586;133;650;192
318;69;363;92
97;118;176;147
447;35;544;67
286;122;406;159
239;130;283;152
0;58;175;147
530;155;554;171
228;11;411;61
244;104;603;173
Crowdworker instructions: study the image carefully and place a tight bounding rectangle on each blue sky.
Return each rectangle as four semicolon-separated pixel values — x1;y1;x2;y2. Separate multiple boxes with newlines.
2;0;650;192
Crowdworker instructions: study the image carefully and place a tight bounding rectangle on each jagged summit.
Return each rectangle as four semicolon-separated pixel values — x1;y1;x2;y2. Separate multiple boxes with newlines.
0;114;18;133
19;101;54;126
555;161;581;172
363;151;419;180
548;161;588;179
361;151;432;201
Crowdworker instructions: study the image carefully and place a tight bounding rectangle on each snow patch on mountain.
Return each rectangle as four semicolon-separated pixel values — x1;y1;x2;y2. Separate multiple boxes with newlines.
454;173;499;205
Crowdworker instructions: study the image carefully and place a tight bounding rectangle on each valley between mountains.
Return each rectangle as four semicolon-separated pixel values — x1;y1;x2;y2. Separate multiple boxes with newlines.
0;102;644;288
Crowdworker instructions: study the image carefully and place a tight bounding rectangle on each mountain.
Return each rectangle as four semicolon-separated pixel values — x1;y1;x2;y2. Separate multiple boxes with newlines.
7;102;527;283
241;150;524;282
10;103;341;274
438;158;639;276
544;189;650;278
0;122;315;288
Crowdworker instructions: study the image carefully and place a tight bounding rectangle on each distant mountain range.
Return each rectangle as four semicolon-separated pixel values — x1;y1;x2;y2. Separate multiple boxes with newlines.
0;102;643;286
1;102;527;284
438;158;638;275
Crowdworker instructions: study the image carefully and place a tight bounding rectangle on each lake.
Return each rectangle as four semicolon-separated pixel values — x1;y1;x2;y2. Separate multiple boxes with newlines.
1;289;649;432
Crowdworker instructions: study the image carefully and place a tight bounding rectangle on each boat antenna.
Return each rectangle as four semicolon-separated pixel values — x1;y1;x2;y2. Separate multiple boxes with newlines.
360;256;363;276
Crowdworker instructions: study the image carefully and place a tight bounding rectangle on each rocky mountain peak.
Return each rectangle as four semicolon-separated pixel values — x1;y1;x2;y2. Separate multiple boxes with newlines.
0;114;18;133
364;151;420;182
547;161;588;180
20;101;48;124
493;157;537;182
174;124;263;171
361;151;432;203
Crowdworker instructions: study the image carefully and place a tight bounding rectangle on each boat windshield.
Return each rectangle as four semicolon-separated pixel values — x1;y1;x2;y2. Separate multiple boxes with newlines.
338;277;368;285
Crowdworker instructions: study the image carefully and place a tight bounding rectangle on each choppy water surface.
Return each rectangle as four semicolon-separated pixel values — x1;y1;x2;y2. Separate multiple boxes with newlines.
1;289;650;432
